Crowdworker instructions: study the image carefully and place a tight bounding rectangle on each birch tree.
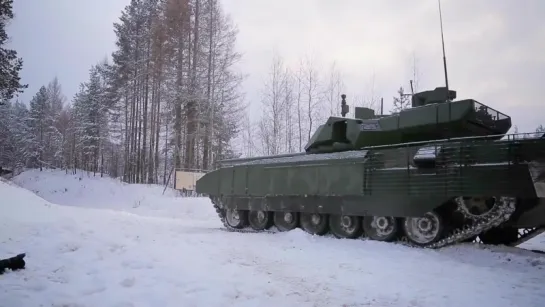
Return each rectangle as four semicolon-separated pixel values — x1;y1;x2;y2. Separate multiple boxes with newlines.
258;53;291;155
300;55;322;142
323;61;345;117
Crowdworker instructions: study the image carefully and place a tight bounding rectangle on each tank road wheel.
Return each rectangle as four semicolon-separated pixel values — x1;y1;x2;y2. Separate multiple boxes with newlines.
459;197;495;218
248;210;273;231
225;209;248;229
329;215;363;239
300;213;329;235
402;211;445;246
362;216;398;242
274;211;299;232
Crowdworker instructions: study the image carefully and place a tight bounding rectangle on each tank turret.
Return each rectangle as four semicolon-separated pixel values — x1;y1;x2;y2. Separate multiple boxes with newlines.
304;87;512;153
411;86;456;107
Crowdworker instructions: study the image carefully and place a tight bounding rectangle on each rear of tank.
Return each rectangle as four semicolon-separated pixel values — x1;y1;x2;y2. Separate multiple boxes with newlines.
505;134;545;228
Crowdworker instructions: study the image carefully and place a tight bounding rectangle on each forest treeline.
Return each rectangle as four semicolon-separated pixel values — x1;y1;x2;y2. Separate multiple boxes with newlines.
1;0;543;186
2;0;246;184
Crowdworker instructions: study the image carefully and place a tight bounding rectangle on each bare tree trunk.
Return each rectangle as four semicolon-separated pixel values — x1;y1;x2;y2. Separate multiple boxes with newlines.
173;0;189;171
147;75;157;183
184;0;199;170
154;76;162;182
202;0;215;170
141;22;152;183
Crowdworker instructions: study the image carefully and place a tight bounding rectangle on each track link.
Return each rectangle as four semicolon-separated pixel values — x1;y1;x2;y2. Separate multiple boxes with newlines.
409;196;515;248
211;196;519;249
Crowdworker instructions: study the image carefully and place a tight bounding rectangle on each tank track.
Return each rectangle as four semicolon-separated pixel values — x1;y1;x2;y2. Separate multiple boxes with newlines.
210;196;519;249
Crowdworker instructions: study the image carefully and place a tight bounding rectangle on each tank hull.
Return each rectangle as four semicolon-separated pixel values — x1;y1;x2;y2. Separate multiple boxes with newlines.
197;135;545;248
198;137;544;206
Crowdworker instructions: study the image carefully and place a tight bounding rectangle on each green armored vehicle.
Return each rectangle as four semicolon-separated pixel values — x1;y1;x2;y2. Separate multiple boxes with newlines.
196;87;545;248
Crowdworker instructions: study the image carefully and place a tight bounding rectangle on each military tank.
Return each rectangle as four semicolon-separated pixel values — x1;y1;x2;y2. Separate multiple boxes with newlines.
195;86;545;248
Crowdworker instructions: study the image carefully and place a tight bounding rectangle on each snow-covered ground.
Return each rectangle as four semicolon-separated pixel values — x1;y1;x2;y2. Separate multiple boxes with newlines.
1;169;545;307
10;169;215;221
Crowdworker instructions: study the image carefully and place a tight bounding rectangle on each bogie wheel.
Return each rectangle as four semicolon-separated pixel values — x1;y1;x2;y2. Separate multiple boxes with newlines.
362;216;399;242
479;227;519;246
402;211;445;246
329;215;363;239
274;211;299;232
225;209;249;229
300;213;329;235
248;210;274;231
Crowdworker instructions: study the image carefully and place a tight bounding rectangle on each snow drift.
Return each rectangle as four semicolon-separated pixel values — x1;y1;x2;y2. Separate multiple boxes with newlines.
11;168;216;220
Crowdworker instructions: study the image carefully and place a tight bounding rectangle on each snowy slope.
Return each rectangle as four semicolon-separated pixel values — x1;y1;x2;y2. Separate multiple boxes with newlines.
11;168;216;221
1;170;545;307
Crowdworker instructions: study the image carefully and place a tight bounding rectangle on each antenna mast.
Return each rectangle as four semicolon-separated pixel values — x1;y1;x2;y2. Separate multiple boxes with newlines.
438;0;450;97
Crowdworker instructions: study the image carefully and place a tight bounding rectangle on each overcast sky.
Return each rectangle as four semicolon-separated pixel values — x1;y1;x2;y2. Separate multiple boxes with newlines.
7;0;545;132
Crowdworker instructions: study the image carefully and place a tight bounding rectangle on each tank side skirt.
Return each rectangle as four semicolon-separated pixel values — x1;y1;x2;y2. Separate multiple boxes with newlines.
233;164;536;200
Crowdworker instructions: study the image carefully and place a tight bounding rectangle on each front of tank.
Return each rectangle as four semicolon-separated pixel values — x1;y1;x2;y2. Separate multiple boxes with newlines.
195;169;220;196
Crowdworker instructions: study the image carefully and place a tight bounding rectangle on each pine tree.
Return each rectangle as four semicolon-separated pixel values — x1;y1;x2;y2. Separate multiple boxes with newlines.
0;0;27;103
0;100;31;169
46;77;67;167
0;100;12;161
391;86;410;113
70;83;90;173
28;86;50;170
9;101;32;169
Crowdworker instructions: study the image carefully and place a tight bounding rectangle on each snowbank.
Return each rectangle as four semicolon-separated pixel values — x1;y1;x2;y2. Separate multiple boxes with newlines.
11;168;216;220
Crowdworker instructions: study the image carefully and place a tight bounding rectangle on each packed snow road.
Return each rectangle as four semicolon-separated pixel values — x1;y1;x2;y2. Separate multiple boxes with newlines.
1;170;545;307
